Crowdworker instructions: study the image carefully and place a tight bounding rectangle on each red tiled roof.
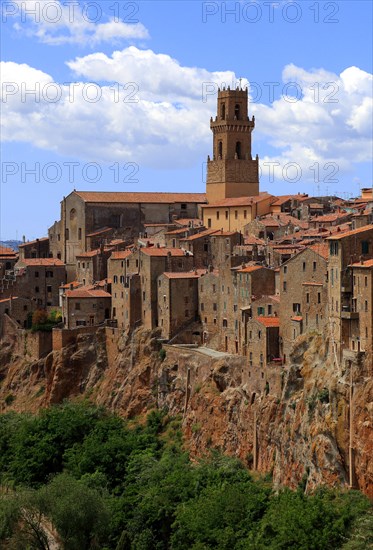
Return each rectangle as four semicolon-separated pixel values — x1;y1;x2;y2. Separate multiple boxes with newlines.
165;228;190;235
74;191;207;204
18;237;49;248
291;316;303;322
163;271;203;279
349;259;373;268
236;265;263;273
0;297;18;303
308;243;329;260
86;227;112;237
257;317;280;328
140;247;188;257
18;258;64;266
181;229;218;241
327;224;373;240
110;250;132;260
313;212;350;222
76;250;101;258
0;246;17;256
201;192;273;208
60;281;82;289
271;194;308;206
65;289;111;298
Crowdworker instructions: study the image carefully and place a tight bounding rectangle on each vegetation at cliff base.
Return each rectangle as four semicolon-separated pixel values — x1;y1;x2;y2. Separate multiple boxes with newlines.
0;403;371;549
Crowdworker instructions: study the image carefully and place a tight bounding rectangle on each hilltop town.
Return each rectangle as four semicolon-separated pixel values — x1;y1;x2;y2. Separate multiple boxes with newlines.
1;86;372;371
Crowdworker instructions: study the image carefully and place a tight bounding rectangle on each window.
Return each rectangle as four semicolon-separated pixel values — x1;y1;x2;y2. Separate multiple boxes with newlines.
244;210;247;219
35;286;39;293
257;306;265;316
216;211;220;220
249;352;253;366
249;331;252;339
201;303;204;311
75;302;80;310
234;104;240;119
225;210;229;220
284;266;287;274
365;276;368;287
293;303;301;313
313;261;317;271
120;276;125;284
35;271;39;278
46;270;53;278
235;210;238;220
78;228;82;240
184;296;189;304
213;303;217;311
302;262;306;271
113;275;118;283
258;330;262;339
207;218;212;228
218;141;223;158
222;319;228;327
235;141;241;159
362;241;369;254
365;300;368;312
268;305;272;315
181;203;187;210
47;285;52;293
306;293;310;303
283;281;287;292
185;310;189;317
318;292;321;304
212;284;216;293
213;318;217;325
221;103;225;120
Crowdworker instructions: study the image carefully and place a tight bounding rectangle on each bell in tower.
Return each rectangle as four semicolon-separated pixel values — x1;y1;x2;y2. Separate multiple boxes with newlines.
206;85;259;202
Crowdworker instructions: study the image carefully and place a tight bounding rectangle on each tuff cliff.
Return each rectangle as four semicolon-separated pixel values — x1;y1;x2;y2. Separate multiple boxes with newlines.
0;326;372;497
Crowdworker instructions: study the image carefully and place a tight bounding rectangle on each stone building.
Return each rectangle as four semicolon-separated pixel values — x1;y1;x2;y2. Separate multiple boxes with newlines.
279;244;329;363
18;237;50;261
76;248;111;285
157;272;200;339
206;87;259;202
179;229;217;268
108;250;141;330
327;225;373;365
201;193;274;232
199;268;220;348
139;247;194;329
245;317;280;370
347;259;373;358
13;258;66;310
48;191;206;280
0;246;18;281
62;288;111;328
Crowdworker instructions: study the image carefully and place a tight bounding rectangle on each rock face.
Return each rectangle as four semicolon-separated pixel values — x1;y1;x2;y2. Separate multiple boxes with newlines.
0;327;372;497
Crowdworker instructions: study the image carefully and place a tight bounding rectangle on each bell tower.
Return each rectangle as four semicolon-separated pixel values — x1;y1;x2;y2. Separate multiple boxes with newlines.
206;86;259;202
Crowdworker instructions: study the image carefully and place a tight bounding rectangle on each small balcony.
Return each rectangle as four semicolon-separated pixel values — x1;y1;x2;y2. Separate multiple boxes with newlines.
341;306;359;320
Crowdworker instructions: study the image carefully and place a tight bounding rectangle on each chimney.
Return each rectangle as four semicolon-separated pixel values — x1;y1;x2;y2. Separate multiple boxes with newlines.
69;283;74;290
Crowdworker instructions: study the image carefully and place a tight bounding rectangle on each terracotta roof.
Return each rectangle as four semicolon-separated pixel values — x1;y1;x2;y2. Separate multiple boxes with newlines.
308;243;329;260
60;281;81;289
165;228;190;235
86;227;112;237
313;212;350;222
76;250;101;258
0;297;18;303
110;250;132;260
18;258;64;266
163;271;203;279
236;265;263;273
181;229;218;241
257;317;280;328
140;247;188;257
244;236;265;245
65;289;111;298
0;246;17;256
73;191;206;204
302;282;323;286
271;194;308;206
349;259;373;268
18;237;49;248
327;224;373;240
201;192;273;208
291;316;303;322
174;218;203;227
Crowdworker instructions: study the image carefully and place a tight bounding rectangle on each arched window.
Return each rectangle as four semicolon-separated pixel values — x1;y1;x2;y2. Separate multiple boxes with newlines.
218;141;223;158
221;103;225;120
235;141;241;159
235;104;240;119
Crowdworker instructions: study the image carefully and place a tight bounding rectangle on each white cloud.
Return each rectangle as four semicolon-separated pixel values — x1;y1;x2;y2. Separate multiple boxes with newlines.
6;0;149;46
1;51;372;181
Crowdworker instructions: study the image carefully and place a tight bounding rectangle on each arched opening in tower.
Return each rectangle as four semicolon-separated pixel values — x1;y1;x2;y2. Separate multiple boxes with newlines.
235;104;240;119
235;141;241;159
221;104;225;120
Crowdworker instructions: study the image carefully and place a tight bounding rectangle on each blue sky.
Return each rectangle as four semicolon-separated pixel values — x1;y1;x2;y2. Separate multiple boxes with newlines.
1;0;372;240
